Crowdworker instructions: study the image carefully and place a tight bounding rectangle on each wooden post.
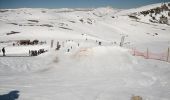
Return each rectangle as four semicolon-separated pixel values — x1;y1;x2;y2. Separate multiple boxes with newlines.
51;40;54;48
167;47;170;62
146;48;149;59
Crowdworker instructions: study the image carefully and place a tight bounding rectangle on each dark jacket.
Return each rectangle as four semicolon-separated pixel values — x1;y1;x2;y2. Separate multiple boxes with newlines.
2;48;5;53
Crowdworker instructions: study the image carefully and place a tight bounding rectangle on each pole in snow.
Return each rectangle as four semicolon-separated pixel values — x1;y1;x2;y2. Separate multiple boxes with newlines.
167;47;170;62
51;40;54;48
120;36;125;47
146;48;149;59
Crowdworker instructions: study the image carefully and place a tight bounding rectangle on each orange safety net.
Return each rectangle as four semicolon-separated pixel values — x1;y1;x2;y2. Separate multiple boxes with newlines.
129;48;170;62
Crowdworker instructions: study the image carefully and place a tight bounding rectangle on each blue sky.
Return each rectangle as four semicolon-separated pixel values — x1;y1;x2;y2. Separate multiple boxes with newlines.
0;0;168;9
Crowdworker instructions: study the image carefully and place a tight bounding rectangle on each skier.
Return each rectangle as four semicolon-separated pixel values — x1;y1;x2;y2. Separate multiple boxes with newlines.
2;47;5;56
99;42;102;45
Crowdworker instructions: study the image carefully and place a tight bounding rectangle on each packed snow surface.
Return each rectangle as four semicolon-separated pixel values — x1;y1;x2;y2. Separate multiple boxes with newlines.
0;46;170;100
0;2;170;100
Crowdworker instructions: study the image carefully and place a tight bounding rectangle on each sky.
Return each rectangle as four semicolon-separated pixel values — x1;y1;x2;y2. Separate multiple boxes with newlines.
0;0;169;9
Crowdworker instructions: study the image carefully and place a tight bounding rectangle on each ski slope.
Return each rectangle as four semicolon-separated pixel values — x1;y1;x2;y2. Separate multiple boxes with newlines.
0;46;170;100
0;2;170;100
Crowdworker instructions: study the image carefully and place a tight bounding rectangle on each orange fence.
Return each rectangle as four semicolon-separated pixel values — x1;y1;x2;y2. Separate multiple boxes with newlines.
129;48;170;62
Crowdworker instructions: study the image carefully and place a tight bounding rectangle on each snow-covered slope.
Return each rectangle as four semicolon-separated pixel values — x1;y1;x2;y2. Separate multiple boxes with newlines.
0;46;170;100
117;2;170;25
0;3;170;50
0;2;170;100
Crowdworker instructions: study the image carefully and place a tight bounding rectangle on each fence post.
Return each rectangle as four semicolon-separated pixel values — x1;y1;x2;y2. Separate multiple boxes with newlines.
167;47;170;62
146;48;149;59
133;48;136;56
51;40;54;48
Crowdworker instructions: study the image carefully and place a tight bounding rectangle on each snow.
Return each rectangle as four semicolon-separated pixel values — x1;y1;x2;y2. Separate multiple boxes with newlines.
0;46;170;100
0;2;170;100
115;2;169;16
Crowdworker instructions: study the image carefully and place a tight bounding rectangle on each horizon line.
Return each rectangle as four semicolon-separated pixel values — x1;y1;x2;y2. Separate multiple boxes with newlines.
0;2;168;9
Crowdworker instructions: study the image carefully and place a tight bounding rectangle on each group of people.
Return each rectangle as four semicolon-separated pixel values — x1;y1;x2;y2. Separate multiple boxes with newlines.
56;41;61;50
0;47;47;57
0;47;6;56
29;49;46;56
0;39;103;56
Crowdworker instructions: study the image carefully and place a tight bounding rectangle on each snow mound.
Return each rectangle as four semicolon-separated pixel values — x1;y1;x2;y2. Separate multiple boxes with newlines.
92;7;117;17
58;46;137;77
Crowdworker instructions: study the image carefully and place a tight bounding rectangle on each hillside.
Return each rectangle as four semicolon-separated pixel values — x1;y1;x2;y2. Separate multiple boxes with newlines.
0;3;170;50
124;3;170;25
0;2;170;100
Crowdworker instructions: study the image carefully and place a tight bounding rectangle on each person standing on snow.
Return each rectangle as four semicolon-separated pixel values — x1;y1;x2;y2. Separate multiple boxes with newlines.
2;47;5;56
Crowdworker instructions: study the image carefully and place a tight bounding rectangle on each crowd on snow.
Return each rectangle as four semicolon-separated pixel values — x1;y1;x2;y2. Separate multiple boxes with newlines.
0;38;105;57
54;39;103;53
29;49;47;56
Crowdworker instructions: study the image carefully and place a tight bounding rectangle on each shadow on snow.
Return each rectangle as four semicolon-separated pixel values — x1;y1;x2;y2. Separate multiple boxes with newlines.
0;90;20;100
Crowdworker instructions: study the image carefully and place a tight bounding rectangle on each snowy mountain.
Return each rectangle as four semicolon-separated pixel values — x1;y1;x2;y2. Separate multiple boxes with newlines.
124;3;170;25
0;2;170;100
